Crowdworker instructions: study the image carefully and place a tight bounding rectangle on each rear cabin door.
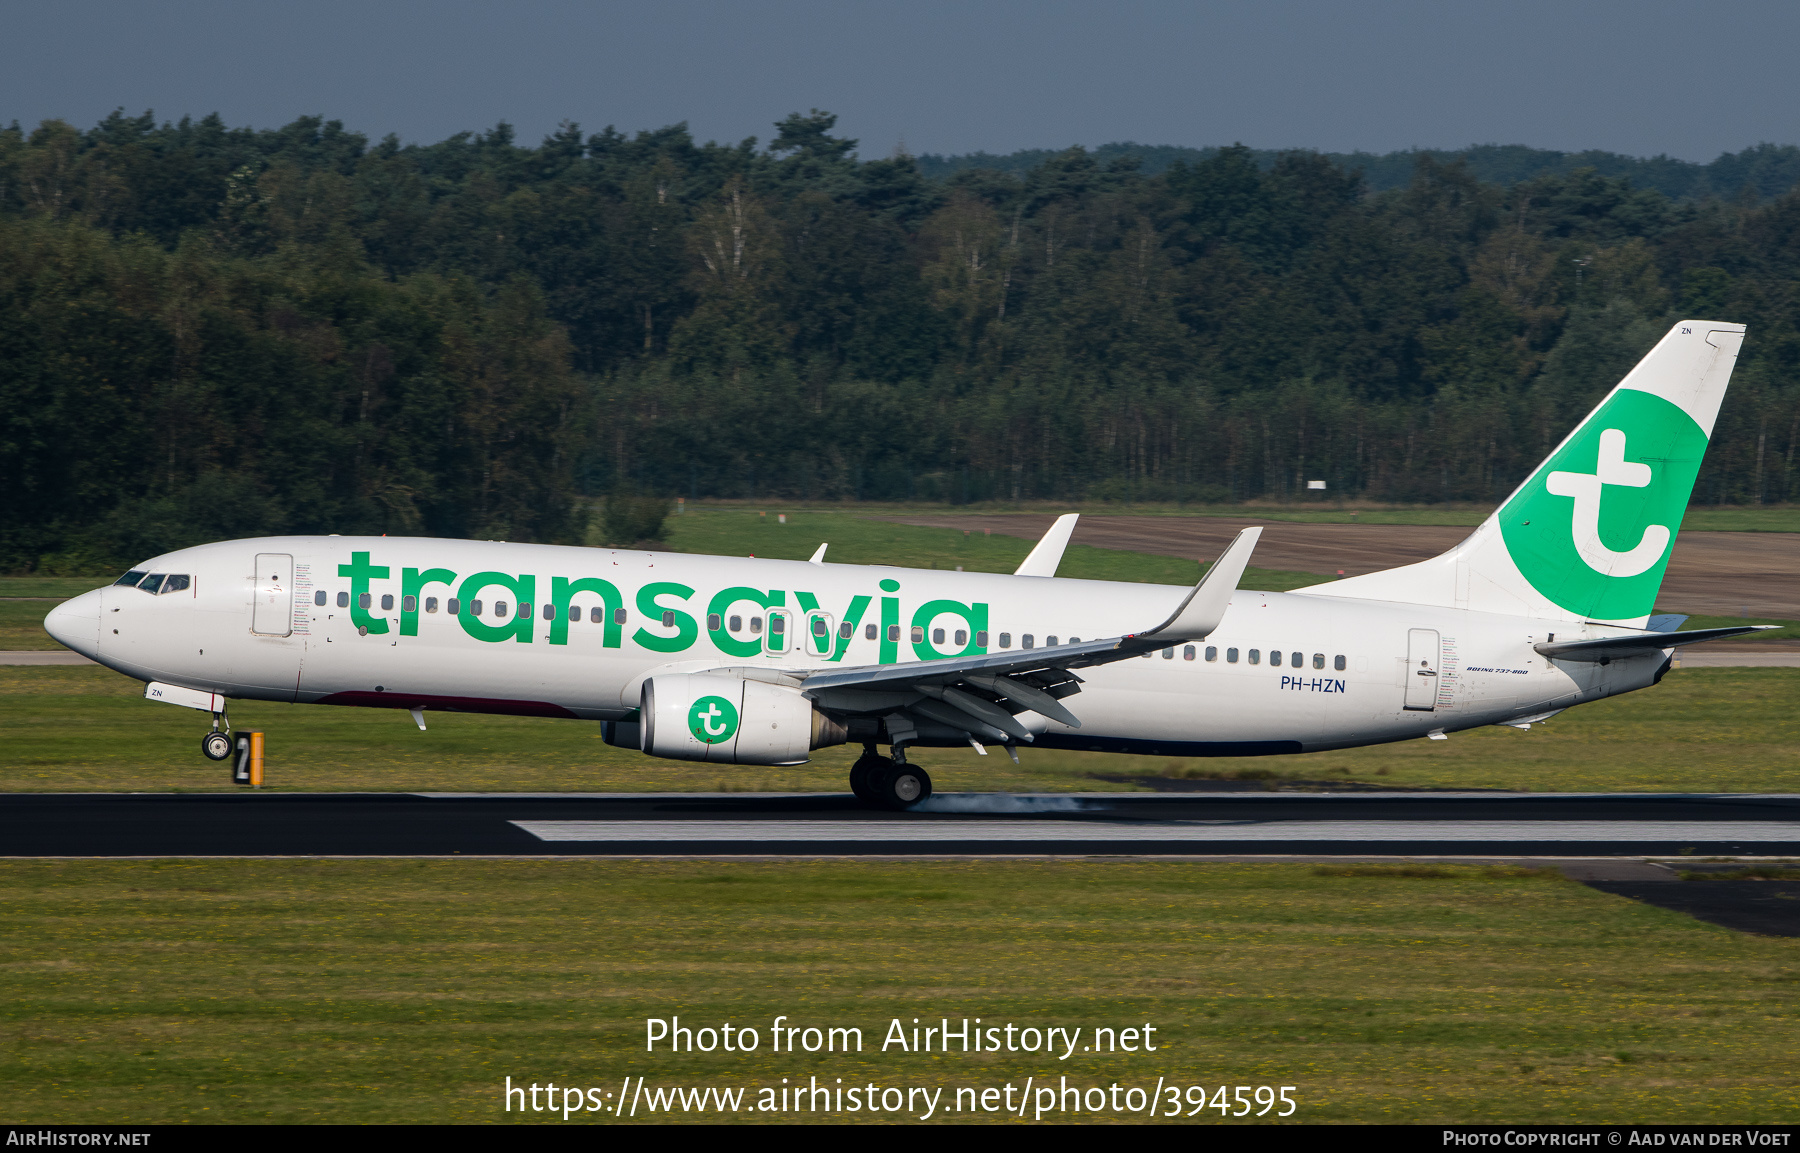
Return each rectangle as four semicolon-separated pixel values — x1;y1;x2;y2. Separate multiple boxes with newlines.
251;553;294;636
1404;628;1439;711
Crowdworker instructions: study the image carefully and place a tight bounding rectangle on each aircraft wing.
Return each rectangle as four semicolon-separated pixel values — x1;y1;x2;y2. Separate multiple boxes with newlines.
1535;625;1778;662
795;528;1261;744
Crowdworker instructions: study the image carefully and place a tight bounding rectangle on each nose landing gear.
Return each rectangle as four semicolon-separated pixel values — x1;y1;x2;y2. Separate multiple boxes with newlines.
848;744;932;811
200;711;232;761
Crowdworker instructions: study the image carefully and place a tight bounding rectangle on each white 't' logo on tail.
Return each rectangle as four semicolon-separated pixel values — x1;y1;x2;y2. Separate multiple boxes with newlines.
1545;428;1671;577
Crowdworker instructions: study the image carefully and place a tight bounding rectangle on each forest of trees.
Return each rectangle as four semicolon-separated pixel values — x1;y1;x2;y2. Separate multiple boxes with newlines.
3;108;1799;572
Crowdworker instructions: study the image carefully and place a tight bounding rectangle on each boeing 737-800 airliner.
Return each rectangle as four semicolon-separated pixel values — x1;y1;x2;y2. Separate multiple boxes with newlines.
43;321;1771;808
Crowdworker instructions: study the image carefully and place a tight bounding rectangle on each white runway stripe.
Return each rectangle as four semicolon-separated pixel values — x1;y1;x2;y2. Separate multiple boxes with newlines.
513;819;1800;843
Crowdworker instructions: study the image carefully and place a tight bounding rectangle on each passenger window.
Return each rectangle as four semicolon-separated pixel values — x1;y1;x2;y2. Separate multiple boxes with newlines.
1270;650;1281;667
449;598;461;615
1291;652;1302;667
839;622;853;640
1313;653;1325;669
887;625;900;643
1248;649;1260;665
1069;637;1080;644
1162;647;1174;659
495;601;508;617
337;592;349;608
865;624;878;640
1046;635;1059;646
976;631;987;647
662;611;675;627
911;626;924;643
162;575;190;594
591;607;605;624
751;616;763;634
729;615;742;632
115;571;147;587
1334;655;1346;671
381;594;394;611
314;590;327;606
1022;634;1034;649
932;628;945;644
771;615;785;635
1202;645;1214;661
813;617;828;637
518;602;531;619
1226;647;1238;663
954;629;967;646
426;598;438;613
403;595;417;613
139;574;166;594
1185;645;1198;661
470;600;483;616
359;593;372;609
708;613;723;631
998;633;1011;648
542;604;554;620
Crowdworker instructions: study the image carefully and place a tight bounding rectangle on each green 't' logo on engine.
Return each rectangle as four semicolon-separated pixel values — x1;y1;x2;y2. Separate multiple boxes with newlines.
688;695;740;744
1499;388;1708;620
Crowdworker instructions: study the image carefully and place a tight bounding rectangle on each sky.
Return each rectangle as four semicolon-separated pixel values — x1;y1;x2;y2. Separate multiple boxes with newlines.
4;0;1798;162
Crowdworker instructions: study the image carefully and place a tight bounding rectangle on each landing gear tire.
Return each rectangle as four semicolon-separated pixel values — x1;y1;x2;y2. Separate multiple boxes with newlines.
870;762;932;811
849;753;886;804
201;731;233;761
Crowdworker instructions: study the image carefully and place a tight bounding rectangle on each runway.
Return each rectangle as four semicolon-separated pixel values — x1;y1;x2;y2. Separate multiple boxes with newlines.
4;791;1798;857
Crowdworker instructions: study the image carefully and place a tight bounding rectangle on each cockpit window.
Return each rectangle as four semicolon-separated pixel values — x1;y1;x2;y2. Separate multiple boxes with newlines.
115;571;148;587
137;574;167;594
161;575;190;594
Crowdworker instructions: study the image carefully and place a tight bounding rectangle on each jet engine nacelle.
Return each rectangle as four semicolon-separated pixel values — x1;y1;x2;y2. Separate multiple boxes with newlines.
640;673;846;765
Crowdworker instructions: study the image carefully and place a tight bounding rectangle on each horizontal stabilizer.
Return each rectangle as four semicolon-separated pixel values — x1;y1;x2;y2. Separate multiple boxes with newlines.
1536;625;1777;662
1014;514;1078;577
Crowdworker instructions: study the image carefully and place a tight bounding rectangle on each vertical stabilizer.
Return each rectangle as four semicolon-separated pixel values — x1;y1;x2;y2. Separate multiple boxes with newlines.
1300;320;1745;625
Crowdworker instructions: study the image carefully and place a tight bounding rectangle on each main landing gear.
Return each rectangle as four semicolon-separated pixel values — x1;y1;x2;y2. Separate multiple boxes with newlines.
200;711;232;761
849;745;933;811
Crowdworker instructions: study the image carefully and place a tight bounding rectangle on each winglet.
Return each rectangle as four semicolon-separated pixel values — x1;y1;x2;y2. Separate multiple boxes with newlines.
1142;527;1261;641
1014;514;1078;577
809;543;828;565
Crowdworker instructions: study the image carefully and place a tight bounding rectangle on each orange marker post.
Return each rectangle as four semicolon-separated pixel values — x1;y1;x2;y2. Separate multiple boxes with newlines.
233;732;266;787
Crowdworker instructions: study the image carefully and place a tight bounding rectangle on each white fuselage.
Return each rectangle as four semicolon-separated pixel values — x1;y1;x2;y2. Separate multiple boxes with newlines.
51;535;1663;757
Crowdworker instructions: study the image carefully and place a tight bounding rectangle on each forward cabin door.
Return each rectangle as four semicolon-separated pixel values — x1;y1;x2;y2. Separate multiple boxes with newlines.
1404;628;1439;711
251;553;294;636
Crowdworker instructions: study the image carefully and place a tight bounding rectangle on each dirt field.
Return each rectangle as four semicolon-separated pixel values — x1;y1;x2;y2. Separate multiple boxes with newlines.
881;514;1800;623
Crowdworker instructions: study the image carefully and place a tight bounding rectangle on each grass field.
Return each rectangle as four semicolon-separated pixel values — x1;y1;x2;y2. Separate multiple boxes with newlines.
649;501;1800;532
0;598;64;650
653;507;1325;589
5;664;1797;794
0;513;1325;653
2;858;1795;1124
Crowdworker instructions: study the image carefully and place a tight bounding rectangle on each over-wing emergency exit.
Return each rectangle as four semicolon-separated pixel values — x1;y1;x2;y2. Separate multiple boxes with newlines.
44;321;1772;808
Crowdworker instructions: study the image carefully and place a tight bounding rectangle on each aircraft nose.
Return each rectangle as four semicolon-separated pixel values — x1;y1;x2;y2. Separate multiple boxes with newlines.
44;588;103;660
